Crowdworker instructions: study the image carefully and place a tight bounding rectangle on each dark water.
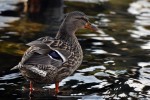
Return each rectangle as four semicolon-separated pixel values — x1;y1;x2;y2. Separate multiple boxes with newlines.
0;0;150;99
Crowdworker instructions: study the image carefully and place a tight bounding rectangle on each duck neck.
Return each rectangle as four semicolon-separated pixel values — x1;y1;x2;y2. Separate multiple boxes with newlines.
55;21;78;43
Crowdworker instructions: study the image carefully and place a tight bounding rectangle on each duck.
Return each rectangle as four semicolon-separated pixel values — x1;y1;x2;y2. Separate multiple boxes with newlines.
11;11;98;94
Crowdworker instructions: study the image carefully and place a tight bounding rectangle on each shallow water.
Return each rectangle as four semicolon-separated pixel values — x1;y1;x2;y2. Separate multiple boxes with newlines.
0;0;150;99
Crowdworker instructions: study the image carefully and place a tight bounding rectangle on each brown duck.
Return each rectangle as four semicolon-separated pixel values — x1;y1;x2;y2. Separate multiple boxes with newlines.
11;11;97;94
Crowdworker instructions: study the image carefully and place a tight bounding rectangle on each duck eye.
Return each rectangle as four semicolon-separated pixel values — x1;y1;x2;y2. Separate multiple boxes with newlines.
75;17;88;22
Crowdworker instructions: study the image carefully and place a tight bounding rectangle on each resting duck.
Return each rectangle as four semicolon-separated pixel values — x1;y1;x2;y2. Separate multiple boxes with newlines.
11;11;97;94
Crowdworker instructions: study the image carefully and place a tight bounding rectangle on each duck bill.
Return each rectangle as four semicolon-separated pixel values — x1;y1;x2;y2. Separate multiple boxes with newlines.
84;22;98;32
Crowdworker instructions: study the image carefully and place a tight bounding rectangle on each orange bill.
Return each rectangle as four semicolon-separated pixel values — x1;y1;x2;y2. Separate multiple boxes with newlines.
84;22;98;32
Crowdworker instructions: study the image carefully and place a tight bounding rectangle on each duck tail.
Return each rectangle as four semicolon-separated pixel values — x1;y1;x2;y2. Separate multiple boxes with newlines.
11;63;22;70
10;65;19;70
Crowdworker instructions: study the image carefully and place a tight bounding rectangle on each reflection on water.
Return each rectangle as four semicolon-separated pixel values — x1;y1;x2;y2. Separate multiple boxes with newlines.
126;1;150;98
0;16;19;28
0;0;150;99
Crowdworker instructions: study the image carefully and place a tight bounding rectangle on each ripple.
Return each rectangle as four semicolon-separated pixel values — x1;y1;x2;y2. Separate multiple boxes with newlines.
0;88;5;90
92;49;107;54
78;65;106;72
125;79;145;92
0;39;3;42
0;73;21;80
100;18;110;23
81;95;104;100
104;60;114;64
128;0;150;15
107;53;121;56
92;42;103;45
94;72;110;77
65;0;108;3
138;62;150;67
44;73;102;88
0;3;16;13
0;16;19;28
0;82;17;86
125;64;150;93
0;0;26;4
141;41;150;49
128;26;150;38
105;70;127;77
118;93;127;98
128;0;150;27
91;37;115;41
0;16;19;23
135;19;150;26
129;92;138;98
139;68;150;86
81;33;97;37
6;32;18;35
0;22;10;27
0;35;10;39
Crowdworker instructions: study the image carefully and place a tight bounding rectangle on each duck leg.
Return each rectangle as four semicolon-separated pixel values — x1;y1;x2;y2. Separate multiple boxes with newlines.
55;82;59;94
29;81;33;95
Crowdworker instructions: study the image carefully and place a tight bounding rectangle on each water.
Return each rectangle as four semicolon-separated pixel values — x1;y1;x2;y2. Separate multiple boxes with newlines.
0;0;150;99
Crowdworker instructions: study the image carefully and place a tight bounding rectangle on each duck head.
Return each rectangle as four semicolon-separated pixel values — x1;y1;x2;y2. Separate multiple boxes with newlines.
59;11;98;35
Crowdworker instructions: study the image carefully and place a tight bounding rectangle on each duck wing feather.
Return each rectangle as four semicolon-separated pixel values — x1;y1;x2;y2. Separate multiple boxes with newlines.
23;36;72;67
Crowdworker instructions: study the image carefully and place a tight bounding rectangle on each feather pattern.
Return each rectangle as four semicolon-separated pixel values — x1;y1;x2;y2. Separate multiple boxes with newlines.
11;11;94;85
12;36;82;83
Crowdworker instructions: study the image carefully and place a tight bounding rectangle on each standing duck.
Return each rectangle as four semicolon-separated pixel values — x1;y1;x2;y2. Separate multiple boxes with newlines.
11;11;97;94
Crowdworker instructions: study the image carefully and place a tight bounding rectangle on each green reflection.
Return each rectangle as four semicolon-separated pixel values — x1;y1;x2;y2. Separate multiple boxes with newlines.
5;18;45;37
0;41;27;55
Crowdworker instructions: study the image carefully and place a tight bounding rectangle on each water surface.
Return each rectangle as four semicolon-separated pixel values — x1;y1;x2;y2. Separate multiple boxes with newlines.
0;0;150;99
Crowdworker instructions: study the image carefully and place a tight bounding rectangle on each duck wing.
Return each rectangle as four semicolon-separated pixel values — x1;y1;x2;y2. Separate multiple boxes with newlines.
23;36;72;67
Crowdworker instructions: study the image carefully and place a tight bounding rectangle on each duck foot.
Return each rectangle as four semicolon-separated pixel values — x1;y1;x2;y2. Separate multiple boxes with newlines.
55;82;60;96
29;81;34;97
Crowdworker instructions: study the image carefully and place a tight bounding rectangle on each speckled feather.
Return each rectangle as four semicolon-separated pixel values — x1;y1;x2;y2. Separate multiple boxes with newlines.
13;36;83;83
12;11;89;84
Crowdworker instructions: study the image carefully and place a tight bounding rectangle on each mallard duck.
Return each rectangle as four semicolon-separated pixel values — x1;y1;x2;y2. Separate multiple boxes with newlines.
11;11;97;94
